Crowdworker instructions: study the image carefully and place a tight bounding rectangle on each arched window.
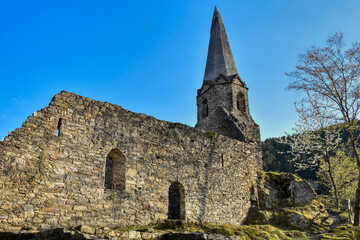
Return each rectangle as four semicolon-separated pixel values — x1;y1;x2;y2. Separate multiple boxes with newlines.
104;149;126;190
236;92;246;113
168;182;186;220
202;99;208;118
56;118;62;137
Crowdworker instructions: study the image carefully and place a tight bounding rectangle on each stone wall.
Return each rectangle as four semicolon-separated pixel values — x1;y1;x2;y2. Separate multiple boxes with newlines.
196;75;261;145
0;91;261;231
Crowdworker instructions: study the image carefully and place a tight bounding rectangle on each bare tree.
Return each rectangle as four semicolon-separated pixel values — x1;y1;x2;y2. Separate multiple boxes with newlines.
286;32;360;225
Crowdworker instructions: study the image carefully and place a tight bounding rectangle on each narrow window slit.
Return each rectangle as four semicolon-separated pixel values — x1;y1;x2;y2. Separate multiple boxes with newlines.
202;99;208;118
57;118;62;137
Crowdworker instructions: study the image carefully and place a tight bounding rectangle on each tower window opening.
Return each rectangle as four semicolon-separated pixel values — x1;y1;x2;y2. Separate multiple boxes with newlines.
236;93;246;113
202;99;208;118
56;118;62;137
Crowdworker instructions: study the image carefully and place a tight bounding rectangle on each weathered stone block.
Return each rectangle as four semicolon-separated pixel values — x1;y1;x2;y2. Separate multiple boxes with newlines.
73;205;87;211
76;224;96;235
32;217;43;224
128;230;141;239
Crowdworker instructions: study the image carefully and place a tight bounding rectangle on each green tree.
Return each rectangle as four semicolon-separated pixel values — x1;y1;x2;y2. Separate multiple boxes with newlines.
317;150;357;202
287;32;360;225
262;137;295;173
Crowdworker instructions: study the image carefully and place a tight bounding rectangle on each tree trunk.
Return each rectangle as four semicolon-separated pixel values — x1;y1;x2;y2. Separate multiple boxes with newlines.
327;159;340;211
348;129;360;226
355;170;360;226
323;138;340;211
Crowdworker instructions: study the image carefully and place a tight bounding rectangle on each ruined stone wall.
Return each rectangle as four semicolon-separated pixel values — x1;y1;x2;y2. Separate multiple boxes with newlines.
0;91;261;231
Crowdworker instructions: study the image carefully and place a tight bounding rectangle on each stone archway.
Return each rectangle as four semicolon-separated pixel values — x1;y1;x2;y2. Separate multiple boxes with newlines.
168;182;185;220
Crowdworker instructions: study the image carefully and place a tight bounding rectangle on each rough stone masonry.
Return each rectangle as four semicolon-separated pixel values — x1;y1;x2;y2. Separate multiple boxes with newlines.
0;7;262;231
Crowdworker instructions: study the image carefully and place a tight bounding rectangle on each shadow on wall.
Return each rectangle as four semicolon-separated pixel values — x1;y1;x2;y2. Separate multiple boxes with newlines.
244;185;259;224
196;133;219;222
164;132;219;222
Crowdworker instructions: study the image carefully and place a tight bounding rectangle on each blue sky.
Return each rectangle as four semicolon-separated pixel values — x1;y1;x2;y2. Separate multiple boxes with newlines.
1;0;360;141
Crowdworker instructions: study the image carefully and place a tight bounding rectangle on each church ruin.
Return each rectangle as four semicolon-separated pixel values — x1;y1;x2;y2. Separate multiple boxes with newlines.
0;7;262;230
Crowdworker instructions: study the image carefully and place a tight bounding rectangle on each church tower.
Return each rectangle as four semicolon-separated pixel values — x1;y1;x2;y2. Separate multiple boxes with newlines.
196;7;260;143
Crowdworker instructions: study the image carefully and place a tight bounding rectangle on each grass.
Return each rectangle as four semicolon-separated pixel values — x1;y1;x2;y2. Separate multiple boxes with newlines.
206;130;217;139
319;225;360;240
105;220;360;239
339;212;350;225
113;220;302;240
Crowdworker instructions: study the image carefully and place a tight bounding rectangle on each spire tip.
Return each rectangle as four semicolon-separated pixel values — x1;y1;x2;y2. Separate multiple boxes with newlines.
204;6;238;83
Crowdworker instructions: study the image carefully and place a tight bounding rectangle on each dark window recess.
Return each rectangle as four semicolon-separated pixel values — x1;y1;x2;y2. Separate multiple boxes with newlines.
168;182;186;220
104;149;126;190
202;99;209;118
236;93;246;113
56;118;62;137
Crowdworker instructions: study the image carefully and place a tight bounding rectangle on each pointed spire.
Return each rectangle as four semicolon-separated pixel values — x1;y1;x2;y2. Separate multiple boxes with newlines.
203;7;238;83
